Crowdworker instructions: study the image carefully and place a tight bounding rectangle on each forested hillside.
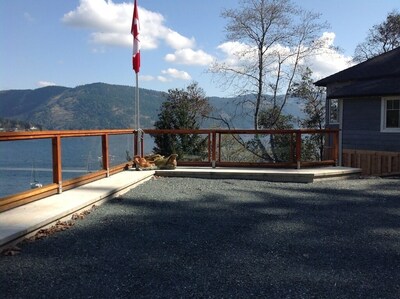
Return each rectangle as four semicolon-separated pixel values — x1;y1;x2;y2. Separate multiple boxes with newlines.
0;83;166;130
0;83;302;130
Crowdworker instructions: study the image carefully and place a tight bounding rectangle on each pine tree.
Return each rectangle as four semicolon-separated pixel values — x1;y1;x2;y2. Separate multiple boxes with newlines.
152;82;212;159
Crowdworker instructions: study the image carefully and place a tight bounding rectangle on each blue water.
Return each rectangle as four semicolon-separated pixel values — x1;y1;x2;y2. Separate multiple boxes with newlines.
0;134;154;198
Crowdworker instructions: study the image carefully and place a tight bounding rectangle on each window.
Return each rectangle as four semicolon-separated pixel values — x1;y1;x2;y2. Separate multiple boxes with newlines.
329;99;339;124
381;97;400;132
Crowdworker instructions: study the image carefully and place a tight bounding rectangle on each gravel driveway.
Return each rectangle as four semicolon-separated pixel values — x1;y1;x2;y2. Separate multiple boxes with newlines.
1;176;399;298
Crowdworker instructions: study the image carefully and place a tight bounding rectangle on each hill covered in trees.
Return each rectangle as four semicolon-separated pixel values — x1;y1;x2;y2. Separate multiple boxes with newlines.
0;83;166;130
0;82;303;130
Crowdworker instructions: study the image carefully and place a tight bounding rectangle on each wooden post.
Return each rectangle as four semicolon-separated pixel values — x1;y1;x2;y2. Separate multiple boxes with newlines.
290;133;295;163
211;131;217;168
132;132;135;161
140;130;144;157
207;133;211;162
295;131;302;169
134;131;138;156
333;130;339;166
52;136;62;193
218;132;222;162
102;134;110;177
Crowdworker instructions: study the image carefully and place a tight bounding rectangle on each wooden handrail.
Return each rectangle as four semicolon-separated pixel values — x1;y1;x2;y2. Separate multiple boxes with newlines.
0;129;136;141
143;128;339;135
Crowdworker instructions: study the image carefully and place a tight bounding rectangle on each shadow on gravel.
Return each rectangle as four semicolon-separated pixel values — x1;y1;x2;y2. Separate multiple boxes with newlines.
1;177;399;298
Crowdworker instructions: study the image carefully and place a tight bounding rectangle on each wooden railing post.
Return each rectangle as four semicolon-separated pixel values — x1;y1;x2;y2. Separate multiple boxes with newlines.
102;134;110;177
211;131;217;168
207;133;211;163
290;133;295;163
333;130;339;166
52;136;62;193
140;130;144;157
218;132;222;162
134;131;138;156
295;131;302;169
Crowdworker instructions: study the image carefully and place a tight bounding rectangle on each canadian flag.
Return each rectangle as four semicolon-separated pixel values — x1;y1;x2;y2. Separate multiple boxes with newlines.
131;0;140;73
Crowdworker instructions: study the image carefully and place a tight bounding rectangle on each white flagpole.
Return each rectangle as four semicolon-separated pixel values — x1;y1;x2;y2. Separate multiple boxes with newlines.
136;72;140;131
135;72;140;157
131;0;141;157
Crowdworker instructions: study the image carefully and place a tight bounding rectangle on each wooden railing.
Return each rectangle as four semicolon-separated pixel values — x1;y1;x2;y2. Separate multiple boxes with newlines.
0;129;139;212
0;128;339;212
143;128;339;168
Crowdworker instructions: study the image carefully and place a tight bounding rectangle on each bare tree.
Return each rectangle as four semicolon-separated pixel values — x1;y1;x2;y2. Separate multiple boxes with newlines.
210;0;329;131
353;10;400;63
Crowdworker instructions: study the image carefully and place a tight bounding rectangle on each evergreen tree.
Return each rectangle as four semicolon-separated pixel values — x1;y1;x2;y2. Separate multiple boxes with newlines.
291;67;326;160
153;82;212;159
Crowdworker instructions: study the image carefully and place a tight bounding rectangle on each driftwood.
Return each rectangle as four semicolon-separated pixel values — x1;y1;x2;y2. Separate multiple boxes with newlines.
134;154;178;170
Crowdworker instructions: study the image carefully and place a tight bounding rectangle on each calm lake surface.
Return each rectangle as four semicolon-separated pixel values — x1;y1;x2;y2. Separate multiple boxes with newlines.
0;134;154;198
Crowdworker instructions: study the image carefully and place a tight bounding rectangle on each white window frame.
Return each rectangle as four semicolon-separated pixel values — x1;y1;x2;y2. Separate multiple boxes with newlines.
381;97;400;133
328;99;340;125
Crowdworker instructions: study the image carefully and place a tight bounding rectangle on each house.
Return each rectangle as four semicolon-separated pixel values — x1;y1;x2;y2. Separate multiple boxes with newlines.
315;47;400;176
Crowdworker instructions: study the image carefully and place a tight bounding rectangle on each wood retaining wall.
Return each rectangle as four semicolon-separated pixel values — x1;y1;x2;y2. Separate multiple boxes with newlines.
342;149;400;176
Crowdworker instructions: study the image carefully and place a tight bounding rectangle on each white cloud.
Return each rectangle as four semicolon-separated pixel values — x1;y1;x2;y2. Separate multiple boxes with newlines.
163;30;195;50
37;81;56;87
217;41;252;55
157;76;170;82
215;32;354;80
165;48;214;66
62;0;195;51
62;0;214;86
161;68;192;80
62;0;129;33
306;32;354;80
217;41;295;66
216;41;255;66
23;12;35;23
90;32;129;47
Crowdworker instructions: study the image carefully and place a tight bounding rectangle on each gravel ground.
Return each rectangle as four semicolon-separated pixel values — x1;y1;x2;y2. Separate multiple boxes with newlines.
1;176;400;298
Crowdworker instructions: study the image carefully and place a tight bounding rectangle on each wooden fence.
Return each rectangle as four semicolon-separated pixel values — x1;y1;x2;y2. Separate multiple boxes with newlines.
342;149;400;176
0;128;339;212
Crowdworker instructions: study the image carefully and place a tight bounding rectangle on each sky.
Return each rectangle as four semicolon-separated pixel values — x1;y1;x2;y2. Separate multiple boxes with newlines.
0;0;399;97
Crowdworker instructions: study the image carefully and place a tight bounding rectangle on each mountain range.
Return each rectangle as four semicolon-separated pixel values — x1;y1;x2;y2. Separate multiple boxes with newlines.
0;82;303;130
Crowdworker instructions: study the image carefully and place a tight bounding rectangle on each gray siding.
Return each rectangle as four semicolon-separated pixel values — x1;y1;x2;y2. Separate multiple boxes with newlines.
342;97;400;152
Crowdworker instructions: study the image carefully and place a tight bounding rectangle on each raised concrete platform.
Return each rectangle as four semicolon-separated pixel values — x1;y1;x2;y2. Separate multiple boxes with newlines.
0;166;361;249
156;166;362;183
